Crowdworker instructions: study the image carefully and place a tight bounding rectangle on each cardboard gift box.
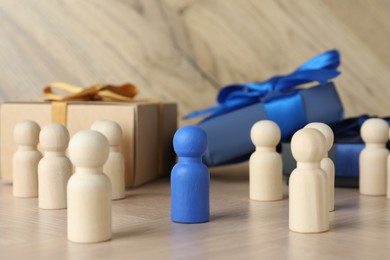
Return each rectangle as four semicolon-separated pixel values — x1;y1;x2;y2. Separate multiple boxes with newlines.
198;82;344;166
0;100;177;187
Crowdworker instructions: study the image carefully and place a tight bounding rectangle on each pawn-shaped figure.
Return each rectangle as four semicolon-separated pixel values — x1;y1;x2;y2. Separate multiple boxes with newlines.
13;120;42;198
91;120;125;200
305;123;334;212
360;118;389;196
67;130;111;243
249;120;283;201
38;124;72;209
289;128;329;233
171;126;209;223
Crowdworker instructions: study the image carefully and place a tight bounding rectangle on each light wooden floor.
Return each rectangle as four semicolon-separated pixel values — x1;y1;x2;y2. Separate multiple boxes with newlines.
1;0;390;124
0;162;389;260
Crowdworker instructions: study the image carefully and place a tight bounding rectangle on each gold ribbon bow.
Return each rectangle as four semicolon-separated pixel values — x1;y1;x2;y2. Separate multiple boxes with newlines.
44;82;140;126
44;82;139;102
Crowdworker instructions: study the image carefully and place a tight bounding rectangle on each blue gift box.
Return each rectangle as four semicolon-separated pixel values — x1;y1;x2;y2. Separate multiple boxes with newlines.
329;116;365;186
199;82;344;166
186;50;344;166
282;115;390;188
331;116;390;187
281;142;363;188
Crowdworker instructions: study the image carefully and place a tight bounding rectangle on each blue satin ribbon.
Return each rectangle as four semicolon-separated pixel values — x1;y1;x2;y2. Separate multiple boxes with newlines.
185;49;341;121
263;91;306;140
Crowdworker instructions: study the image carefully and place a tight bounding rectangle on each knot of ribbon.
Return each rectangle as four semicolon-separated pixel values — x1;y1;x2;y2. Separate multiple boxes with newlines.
184;49;341;121
44;82;139;102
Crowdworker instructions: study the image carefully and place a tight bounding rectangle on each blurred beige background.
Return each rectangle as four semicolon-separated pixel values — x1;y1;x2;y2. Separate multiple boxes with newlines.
1;0;390;125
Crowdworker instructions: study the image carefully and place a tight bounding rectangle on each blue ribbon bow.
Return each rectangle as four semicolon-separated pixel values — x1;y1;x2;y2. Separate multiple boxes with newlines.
185;50;341;121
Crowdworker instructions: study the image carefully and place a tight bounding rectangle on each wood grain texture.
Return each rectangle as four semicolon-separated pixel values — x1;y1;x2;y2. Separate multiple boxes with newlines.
1;163;390;259
0;0;390;124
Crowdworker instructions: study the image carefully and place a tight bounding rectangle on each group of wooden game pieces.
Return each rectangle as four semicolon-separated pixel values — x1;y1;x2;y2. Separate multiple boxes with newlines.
10;116;389;243
12;120;125;243
244;121;333;233
171;117;390;234
249;117;390;233
170;121;335;233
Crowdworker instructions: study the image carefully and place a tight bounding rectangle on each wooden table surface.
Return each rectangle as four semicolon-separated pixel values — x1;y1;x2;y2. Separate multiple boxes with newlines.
1;1;390;259
1;162;389;260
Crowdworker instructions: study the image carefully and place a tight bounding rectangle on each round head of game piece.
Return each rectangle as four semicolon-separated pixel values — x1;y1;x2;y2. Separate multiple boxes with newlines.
39;123;70;152
361;118;389;144
14;120;41;146
68;130;109;168
291;128;326;163
173;126;207;157
250;120;281;147
305;122;334;153
91;120;122;146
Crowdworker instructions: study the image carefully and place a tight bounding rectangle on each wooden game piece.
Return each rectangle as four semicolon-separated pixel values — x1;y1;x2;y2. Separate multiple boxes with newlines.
359;118;389;196
289;128;329;233
249;120;283;201
91;120;125;200
305;122;335;212
38;124;72;209
67;130;111;243
13;120;42;198
171;126;209;223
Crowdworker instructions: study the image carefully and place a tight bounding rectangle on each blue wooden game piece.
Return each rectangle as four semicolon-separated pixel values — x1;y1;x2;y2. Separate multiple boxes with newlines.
171;126;210;224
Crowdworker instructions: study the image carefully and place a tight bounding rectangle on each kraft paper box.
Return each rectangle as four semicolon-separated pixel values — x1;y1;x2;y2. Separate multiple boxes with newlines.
0;101;177;187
